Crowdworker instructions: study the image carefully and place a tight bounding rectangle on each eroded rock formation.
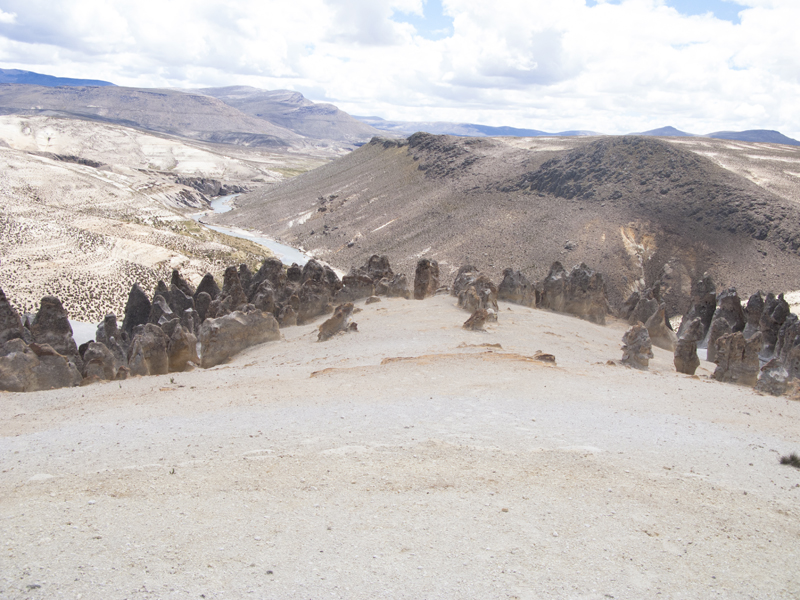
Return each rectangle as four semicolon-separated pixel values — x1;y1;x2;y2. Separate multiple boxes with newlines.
674;317;703;375
713;331;762;387
199;308;280;368
414;259;440;300
621;323;653;370
540;262;609;325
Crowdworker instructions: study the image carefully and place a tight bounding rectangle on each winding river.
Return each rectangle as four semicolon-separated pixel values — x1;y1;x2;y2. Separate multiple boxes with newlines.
193;194;311;266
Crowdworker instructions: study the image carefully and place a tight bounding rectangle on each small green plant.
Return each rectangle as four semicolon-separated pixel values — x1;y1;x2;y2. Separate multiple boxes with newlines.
170;377;175;384
779;453;800;469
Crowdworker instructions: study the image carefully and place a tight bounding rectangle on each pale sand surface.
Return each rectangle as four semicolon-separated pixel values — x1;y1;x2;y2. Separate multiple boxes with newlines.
1;296;799;599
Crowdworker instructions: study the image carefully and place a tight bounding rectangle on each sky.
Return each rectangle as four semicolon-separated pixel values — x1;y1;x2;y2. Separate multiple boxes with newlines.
0;0;798;137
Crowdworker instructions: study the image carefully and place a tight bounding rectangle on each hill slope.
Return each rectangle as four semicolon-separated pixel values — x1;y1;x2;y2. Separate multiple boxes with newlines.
217;134;800;314
0;84;306;148
201;86;383;145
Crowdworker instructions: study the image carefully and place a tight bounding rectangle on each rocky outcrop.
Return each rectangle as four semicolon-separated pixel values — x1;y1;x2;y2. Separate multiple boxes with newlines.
713;331;762;387
199;308;280;368
674;317;703;375
171;269;195;298
414;259;440;300
742;292;764;339
626;284;661;327
375;274;411;299
621;323;653;370
463;308;489;331
759;293;790;358
539;262;609;325
127;324;170;377
81;341;121;381
714;288;746;333
497;268;536;308
337;271;374;303
0;287;31;345
194;273;221;304
122;284;152;340
149;295;175;326
30;296;80;369
161;318;199;372
0;339;82;392
645;303;677;351
705;316;732;363
677;273;716;340
318;303;356;341
756;358;790;396
453;266;499;318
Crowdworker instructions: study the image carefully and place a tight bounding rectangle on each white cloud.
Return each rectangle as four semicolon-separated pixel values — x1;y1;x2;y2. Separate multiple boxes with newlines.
0;0;798;137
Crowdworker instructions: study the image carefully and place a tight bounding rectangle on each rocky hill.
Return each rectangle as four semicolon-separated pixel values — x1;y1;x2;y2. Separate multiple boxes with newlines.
200;86;383;145
0;84;306;148
216;134;800;315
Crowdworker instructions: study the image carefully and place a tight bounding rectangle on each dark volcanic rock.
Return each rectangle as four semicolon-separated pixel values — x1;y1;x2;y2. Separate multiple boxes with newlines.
297;280;335;324
497;268;536;308
742;292;764;339
706;316;732;364
375;274;411;299
621;323;653;369
148;295;175;326
318;303;355;341
759;293;790;358
713;331;762;387
81;342;119;381
0;287;31;345
337;271;375;303
161;318;199;372
677;273;716;340
30;296;79;361
251;281;276;314
195;292;213;323
645;303;677;351
540;262;609;325
199;308;280;368
171;269;195;297
674;317;704;375
463;308;490;331
414;259;440;300
714;288;746;333
122;284;152;340
127;324;170;377
248;258;286;299
168;284;195;318
195;273;221;301
278;305;297;327
0;338;82;392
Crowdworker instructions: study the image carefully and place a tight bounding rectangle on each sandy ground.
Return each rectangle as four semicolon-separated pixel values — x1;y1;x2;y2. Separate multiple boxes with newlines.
1;296;799;599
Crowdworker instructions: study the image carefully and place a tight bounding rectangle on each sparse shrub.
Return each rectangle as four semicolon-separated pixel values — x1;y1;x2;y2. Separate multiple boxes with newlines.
779;453;800;469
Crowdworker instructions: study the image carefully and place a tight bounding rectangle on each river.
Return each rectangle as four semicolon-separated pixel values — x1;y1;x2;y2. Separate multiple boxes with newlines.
193;194;311;266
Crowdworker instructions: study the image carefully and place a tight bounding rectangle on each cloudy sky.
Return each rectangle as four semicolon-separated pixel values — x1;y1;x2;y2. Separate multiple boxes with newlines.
0;0;798;136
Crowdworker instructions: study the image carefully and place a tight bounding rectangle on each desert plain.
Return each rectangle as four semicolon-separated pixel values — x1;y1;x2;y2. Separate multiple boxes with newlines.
1;295;799;599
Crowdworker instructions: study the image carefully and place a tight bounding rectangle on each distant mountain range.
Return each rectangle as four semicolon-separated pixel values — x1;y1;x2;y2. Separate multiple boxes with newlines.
359;117;800;146
0;68;115;87
1;69;798;148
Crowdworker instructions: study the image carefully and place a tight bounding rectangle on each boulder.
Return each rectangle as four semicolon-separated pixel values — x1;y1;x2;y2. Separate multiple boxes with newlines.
463;308;489;331
755;358;790;396
161;318;199;372
621;323;653;370
337;271;375;303
127;324;170;377
30;296;80;365
714;288;746;333
677;273;716;340
170;269;195;298
318;303;355;342
644;303;677;351
195;291;213;323
95;314;120;347
248;258;286;299
194;273;220;301
0;287;31;345
251;281;276;314
199;308;280;368
454;268;498;318
759;293;790;358
414;258;440;300
277;305;297;327
0;339;81;392
540;262;609;325
713;331;762;387
81;341;119;381
375;274;411;299
297;279;335;324
362;255;394;281
122;283;152;340
497;268;536;308
168;284;195;318
366;296;381;304
673;317;704;375
705;316;732;363
148;295;175;326
742;292;764;339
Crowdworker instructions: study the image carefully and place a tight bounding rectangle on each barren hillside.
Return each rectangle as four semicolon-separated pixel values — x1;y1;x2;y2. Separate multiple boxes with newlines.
217;134;800;314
